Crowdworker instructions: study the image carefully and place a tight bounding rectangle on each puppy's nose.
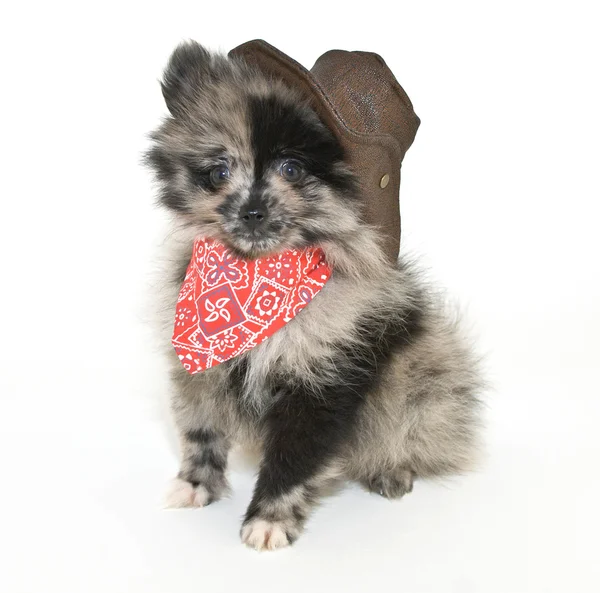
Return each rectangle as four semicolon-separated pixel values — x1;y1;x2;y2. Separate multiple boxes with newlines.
239;204;267;231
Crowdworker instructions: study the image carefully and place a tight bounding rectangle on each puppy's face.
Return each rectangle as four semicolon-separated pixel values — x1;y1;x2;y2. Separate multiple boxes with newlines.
146;42;359;258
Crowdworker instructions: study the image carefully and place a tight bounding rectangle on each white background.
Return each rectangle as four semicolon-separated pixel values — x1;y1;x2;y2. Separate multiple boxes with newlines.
1;1;599;591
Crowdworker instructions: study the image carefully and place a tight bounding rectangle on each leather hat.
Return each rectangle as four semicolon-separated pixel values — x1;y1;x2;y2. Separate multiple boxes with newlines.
229;39;420;262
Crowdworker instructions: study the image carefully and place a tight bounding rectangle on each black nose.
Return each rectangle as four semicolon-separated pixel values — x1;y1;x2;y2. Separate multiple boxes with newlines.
239;205;267;231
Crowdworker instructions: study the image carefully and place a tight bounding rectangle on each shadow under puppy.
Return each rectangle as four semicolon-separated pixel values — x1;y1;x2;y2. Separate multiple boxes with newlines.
146;41;483;551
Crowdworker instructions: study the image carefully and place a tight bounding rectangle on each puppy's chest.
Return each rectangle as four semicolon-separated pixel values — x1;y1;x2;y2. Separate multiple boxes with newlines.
220;300;339;413
224;342;296;414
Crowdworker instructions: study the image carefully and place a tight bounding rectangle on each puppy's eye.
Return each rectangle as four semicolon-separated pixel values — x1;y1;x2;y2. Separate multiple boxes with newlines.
280;160;304;182
209;165;230;186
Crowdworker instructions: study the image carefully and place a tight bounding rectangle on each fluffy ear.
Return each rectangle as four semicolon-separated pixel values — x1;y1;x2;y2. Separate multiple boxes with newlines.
161;41;213;117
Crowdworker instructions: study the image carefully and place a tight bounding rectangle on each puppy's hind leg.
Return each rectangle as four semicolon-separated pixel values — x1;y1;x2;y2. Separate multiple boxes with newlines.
360;466;415;499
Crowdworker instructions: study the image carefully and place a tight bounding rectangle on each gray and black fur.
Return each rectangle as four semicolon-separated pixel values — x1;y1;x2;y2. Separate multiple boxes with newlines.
146;41;483;551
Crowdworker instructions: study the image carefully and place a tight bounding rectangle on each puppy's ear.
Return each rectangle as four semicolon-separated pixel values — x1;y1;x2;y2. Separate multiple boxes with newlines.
161;41;214;117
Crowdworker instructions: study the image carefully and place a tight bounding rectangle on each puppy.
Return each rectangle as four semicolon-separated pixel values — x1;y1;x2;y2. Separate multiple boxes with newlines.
146;41;483;551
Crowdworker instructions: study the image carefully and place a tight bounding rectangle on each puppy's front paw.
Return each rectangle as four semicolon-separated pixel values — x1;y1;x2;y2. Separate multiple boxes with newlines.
164;477;211;508
240;519;293;551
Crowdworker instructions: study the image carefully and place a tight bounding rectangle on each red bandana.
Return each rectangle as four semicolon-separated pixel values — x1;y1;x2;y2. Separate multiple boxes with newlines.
172;238;332;373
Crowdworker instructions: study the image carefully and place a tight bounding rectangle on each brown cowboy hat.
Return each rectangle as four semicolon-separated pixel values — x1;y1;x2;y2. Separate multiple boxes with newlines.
229;39;420;262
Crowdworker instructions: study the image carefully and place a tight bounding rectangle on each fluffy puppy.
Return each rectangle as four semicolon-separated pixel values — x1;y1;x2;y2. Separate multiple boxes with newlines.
146;41;483;551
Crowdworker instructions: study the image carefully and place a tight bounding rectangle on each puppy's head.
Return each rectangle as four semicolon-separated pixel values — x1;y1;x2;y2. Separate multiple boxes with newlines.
146;41;363;259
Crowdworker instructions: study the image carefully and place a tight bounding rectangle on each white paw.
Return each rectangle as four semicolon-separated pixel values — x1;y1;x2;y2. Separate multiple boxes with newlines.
241;519;291;551
164;477;210;508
